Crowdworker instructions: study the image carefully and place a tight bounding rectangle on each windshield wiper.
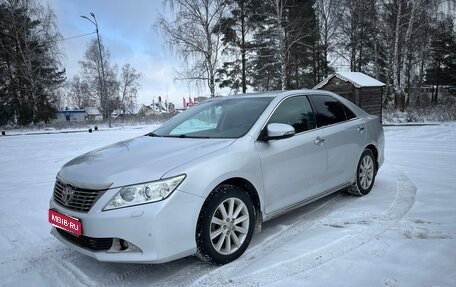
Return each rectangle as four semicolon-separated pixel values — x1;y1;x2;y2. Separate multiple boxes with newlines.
166;134;210;139
146;132;161;137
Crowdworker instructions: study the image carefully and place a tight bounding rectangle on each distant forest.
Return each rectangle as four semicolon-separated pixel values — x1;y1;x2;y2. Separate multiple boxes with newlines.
0;0;141;126
1;0;456;126
158;0;456;109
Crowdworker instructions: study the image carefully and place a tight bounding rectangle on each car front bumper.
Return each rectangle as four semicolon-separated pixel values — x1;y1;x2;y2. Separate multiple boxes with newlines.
49;188;205;263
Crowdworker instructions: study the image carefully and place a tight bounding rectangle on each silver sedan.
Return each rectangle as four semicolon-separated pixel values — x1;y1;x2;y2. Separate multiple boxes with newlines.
49;90;384;264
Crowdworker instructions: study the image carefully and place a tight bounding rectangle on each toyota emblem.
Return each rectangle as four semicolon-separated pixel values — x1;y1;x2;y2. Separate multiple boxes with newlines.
61;186;74;206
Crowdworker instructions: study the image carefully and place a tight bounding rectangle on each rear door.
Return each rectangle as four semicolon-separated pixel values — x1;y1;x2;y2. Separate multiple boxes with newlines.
309;94;366;190
255;95;328;214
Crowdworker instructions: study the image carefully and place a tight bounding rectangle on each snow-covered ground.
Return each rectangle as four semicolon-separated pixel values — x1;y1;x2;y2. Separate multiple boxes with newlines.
0;123;455;286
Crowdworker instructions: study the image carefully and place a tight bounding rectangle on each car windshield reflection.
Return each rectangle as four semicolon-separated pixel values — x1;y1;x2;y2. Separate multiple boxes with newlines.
153;97;273;139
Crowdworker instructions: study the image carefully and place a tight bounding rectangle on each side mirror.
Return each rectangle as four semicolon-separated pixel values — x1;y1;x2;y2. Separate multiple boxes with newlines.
264;123;295;141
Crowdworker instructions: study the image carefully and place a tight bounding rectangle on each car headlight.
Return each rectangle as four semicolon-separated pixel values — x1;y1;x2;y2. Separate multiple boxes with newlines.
103;174;186;211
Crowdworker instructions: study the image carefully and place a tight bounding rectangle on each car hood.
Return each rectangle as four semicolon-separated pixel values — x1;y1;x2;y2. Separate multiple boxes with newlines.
58;136;235;189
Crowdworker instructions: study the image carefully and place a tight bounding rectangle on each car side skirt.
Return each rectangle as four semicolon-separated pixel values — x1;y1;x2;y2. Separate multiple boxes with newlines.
263;182;352;221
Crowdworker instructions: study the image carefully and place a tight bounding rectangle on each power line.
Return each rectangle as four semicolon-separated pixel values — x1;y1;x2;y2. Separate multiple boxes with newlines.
60;32;96;41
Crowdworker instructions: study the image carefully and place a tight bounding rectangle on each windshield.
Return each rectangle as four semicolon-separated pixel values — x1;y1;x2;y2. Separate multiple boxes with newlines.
153;97;273;138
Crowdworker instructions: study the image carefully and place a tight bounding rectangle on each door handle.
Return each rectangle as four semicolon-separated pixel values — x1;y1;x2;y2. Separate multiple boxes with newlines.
357;126;365;132
314;136;326;145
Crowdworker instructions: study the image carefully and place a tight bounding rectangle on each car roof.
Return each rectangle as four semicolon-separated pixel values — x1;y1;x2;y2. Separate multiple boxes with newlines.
218;89;334;100
213;89;369;118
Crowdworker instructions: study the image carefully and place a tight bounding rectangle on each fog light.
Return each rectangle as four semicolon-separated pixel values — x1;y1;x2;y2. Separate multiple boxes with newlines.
108;238;142;253
119;239;129;250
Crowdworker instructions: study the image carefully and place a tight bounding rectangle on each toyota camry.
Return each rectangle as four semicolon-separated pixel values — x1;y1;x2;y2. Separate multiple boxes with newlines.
49;90;384;265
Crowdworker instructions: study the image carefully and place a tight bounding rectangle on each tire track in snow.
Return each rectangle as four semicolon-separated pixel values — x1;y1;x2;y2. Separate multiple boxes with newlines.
1;167;416;287
131;192;353;287
213;171;417;286
99;265;152;287
190;193;359;286
0;171;375;286
111;258;206;287
0;239;80;282
0;211;45;253
0;237;60;265
1;252;86;287
97;260;195;287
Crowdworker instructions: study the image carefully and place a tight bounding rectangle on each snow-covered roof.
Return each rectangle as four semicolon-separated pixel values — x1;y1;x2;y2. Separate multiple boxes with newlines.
56;109;85;113
84;107;101;115
314;72;385;89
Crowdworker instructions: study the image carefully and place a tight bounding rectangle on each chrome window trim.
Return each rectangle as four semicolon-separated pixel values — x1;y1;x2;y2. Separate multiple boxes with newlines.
256;93;360;141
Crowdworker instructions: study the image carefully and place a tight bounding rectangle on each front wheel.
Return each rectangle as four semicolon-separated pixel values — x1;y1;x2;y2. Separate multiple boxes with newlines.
348;149;376;196
196;185;255;265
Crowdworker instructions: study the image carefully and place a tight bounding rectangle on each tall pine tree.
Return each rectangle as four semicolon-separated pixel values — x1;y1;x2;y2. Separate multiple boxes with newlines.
215;0;265;93
287;0;324;88
425;16;456;104
0;0;65;126
250;0;323;91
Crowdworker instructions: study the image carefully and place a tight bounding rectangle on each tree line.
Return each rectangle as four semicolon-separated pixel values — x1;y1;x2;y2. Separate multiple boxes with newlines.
158;0;456;110
1;0;455;126
0;0;142;126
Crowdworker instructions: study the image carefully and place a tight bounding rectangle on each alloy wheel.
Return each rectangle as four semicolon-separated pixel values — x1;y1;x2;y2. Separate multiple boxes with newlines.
210;197;250;255
359;155;374;190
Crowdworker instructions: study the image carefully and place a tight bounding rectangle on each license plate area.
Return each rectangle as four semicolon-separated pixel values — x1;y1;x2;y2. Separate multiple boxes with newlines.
48;209;82;236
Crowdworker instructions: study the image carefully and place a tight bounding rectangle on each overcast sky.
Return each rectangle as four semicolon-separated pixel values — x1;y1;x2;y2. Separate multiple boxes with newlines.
39;0;196;108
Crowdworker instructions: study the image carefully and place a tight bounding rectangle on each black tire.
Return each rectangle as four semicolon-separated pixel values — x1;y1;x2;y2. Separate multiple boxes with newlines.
196;184;255;265
347;149;376;196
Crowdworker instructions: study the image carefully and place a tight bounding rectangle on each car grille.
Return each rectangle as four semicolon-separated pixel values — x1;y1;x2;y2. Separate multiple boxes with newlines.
53;180;106;212
56;228;113;251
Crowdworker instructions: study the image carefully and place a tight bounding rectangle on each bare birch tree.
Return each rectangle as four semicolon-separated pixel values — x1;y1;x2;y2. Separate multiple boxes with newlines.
68;39;142;115
66;75;95;109
78;39;116;117
315;0;342;77
156;0;229;98
389;0;441;110
117;64;142;114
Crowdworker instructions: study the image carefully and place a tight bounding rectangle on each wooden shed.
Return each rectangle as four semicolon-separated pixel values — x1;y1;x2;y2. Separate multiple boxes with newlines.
314;72;385;121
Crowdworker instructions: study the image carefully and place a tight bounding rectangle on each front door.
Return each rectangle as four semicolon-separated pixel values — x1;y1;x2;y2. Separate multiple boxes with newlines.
255;95;328;214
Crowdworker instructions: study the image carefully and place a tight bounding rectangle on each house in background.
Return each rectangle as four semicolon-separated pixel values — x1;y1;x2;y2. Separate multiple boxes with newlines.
111;104;144;119
183;96;208;109
84;107;103;121
152;102;168;113
137;104;154;116
314;72;385;121
55;107;103;122
55;109;86;122
111;109;123;119
138;101;175;116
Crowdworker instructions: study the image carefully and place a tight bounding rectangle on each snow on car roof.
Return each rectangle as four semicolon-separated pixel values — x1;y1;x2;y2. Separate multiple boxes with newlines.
314;72;385;89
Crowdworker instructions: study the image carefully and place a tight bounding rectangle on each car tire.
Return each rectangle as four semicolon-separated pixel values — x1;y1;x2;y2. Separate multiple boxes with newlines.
196;184;255;265
347;149;376;196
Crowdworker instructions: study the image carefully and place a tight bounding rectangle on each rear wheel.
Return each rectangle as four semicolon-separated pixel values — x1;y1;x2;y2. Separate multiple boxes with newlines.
196;185;255;265
348;149;376;196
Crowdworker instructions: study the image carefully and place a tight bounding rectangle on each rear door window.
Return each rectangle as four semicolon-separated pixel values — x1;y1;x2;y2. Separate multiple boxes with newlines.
310;95;353;127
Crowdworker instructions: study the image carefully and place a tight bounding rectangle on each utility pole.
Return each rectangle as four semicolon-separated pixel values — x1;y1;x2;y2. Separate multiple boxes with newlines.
81;12;111;127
